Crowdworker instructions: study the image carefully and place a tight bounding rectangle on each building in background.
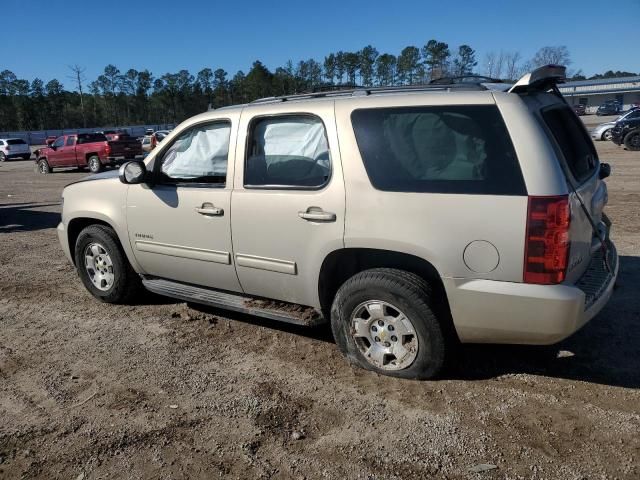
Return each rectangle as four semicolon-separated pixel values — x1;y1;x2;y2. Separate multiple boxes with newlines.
560;76;640;113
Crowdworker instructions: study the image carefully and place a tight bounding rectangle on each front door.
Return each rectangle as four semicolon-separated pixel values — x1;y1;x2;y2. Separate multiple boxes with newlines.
231;103;345;308
48;136;70;167
126;118;241;291
58;136;78;166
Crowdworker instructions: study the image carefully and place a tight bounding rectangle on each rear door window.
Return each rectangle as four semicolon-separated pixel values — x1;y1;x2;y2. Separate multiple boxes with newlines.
540;106;598;184
245;115;331;189
7;139;27;145
351;105;525;195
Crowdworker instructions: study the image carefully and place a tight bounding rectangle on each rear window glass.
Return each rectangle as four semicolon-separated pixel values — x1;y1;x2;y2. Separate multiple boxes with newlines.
541;107;598;183
351;105;525;195
7;139;26;145
77;133;107;144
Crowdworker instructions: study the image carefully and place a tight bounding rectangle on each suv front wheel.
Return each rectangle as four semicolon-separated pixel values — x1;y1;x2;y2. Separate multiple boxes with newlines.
331;268;447;379
74;224;141;303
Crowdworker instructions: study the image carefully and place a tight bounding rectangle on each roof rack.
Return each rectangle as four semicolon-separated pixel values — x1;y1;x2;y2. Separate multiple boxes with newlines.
250;82;496;105
429;75;503;85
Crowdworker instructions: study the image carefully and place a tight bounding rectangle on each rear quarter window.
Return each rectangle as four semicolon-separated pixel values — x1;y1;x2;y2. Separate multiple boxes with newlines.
351;105;526;195
77;133;108;144
7;139;26;145
540;106;598;184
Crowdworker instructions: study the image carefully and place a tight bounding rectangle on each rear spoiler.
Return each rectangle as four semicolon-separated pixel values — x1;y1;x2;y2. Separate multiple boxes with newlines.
508;64;566;94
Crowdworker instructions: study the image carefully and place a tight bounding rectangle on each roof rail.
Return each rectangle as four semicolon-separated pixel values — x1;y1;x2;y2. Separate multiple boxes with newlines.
429;75;503;85
250;82;493;105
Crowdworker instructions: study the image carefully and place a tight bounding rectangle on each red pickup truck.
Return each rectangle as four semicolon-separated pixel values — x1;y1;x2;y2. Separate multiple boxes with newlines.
35;133;143;174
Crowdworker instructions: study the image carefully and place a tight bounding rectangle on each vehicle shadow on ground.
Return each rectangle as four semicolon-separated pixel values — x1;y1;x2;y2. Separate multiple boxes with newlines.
450;255;640;389
0;203;61;233
191;256;640;389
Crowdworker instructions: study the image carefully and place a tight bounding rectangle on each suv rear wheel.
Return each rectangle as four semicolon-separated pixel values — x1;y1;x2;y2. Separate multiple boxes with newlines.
74;224;141;303
623;130;640;151
330;268;447;379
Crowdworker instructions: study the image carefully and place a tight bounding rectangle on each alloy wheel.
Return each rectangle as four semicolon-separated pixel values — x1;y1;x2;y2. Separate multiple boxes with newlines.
84;243;115;291
350;300;419;370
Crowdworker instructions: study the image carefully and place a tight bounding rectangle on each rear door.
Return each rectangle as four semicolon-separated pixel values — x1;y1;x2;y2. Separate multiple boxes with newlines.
231;102;345;308
536;101;605;282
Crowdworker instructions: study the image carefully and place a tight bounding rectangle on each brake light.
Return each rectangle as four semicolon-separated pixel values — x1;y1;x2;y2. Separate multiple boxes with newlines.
5;145;9;151
104;144;111;156
524;195;571;284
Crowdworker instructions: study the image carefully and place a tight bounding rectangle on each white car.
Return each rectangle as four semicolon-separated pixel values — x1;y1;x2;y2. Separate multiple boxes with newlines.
0;138;31;161
591;108;640;141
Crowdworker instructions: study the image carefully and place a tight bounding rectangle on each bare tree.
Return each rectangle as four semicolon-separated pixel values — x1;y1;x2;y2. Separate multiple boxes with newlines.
504;51;522;81
68;64;86;127
484;51;505;79
484;52;497;78
531;46;572;68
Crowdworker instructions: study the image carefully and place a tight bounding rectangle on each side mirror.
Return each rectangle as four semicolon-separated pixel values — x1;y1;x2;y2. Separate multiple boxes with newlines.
46;139;54;146
119;160;147;184
599;162;611;180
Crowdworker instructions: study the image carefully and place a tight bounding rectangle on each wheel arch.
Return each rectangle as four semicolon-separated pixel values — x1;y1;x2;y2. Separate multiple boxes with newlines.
66;215;141;273
318;248;458;341
85;152;101;164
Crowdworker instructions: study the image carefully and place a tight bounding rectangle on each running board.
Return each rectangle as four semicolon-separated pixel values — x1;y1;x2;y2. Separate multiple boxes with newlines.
142;277;325;327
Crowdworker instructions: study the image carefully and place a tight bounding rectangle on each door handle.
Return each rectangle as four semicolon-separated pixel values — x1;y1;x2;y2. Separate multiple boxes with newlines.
298;208;336;222
195;203;224;216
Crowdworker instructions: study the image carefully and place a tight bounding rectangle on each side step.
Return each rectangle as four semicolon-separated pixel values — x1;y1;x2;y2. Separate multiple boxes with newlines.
142;277;325;327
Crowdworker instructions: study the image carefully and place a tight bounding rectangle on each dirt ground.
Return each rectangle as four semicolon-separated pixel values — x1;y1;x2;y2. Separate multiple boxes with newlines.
1;128;639;479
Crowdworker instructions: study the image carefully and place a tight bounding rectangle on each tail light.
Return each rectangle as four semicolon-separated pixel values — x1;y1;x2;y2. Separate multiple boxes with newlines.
104;144;111;156
524;195;571;284
5;145;9;151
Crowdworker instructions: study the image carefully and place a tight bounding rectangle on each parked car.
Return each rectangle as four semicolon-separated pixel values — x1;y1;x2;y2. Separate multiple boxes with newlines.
0;138;31;161
141;130;171;153
57;65;617;379
591;108;640;141
571;104;586;116
611;115;640;150
596;100;622;116
36;133;143;174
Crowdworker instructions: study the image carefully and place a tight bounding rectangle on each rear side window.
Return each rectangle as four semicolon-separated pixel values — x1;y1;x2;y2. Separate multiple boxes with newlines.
245;115;331;189
7;139;26;145
351;105;525;195
541;106;598;183
77;133;108;144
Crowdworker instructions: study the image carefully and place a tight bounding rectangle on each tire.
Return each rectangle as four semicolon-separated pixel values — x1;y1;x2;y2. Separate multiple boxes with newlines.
74;224;142;304
0;152;6;162
330;268;448;380
37;159;51;174
602;129;612;142
88;155;103;173
623;130;640;151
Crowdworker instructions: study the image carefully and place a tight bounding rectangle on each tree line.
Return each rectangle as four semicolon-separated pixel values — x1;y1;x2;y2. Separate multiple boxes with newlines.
0;42;634;132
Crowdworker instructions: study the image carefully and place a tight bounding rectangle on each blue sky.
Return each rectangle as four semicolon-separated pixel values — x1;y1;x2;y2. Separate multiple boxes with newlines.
2;0;638;87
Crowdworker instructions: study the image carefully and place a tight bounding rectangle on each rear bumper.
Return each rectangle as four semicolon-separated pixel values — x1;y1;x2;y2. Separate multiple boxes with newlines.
446;242;618;344
4;152;31;159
